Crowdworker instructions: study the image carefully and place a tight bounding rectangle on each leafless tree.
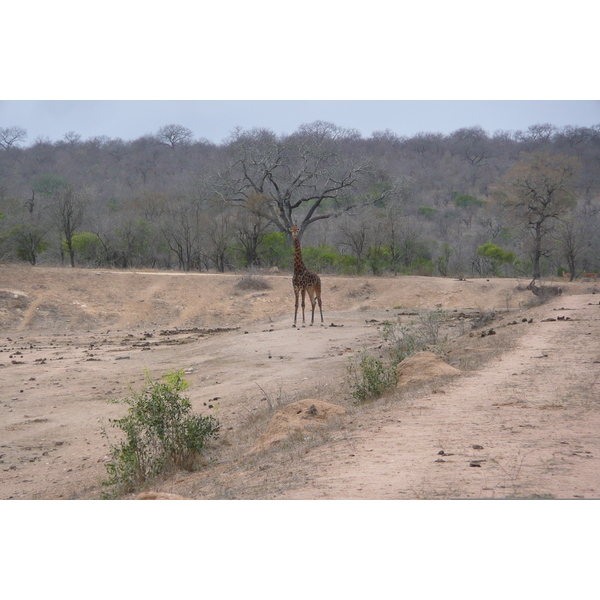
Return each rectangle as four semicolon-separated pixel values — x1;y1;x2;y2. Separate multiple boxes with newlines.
339;215;369;273
555;201;600;279
497;151;579;279
161;196;204;271
205;209;234;272
63;131;82;145
212;122;392;240
49;185;87;267
517;123;557;144
394;215;428;269
0;126;27;150
449;126;491;166
157;124;193;149
234;195;272;267
370;205;404;275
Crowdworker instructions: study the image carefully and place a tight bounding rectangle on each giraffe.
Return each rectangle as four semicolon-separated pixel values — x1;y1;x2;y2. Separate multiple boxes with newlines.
291;225;324;327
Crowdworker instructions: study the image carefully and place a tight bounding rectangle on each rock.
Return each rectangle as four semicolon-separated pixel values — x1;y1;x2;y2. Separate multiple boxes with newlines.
249;398;346;454
396;351;462;388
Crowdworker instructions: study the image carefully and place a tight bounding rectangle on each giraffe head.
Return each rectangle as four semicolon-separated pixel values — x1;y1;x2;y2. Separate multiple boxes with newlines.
291;225;299;237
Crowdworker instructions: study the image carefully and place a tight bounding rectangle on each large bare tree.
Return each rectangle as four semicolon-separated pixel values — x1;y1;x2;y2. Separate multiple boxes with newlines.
211;121;393;240
0;126;27;150
497;151;579;279
156;124;193;149
161;196;204;271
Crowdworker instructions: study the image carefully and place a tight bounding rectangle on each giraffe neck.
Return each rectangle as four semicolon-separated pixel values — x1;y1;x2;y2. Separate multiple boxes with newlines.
293;234;307;273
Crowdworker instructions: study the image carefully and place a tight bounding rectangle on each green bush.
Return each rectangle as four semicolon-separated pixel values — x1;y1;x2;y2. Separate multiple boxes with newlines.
302;244;341;272
410;257;435;276
65;232;103;265
367;245;392;275
474;242;516;276
102;370;220;497
418;206;438;219
454;194;486;209
338;254;360;274
346;351;399;403
262;232;294;268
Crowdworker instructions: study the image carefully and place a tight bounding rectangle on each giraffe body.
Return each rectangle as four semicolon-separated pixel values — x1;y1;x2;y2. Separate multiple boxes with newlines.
291;226;324;327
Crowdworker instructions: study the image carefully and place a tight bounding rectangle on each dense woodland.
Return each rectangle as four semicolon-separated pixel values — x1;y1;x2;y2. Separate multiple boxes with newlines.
1;120;599;279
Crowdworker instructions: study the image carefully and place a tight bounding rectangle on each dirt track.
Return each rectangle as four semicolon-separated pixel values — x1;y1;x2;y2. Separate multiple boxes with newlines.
1;264;599;499
273;293;600;499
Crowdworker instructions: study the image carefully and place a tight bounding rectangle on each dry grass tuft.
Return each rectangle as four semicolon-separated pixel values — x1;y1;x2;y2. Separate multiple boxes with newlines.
347;282;375;298
234;274;272;292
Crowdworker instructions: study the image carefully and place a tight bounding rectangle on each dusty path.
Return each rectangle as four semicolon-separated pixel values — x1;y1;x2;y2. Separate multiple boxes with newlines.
274;294;600;499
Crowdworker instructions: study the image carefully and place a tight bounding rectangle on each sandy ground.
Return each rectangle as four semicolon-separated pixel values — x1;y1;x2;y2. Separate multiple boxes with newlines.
1;264;599;500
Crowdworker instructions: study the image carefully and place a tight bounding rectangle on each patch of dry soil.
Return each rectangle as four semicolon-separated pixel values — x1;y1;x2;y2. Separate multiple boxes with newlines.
1;264;599;499
272;293;600;499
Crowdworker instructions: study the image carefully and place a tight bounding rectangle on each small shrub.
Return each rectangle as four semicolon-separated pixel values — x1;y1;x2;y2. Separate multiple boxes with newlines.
235;273;272;291
102;370;220;497
525;280;563;305
471;311;497;329
347;282;375;298
382;308;448;362
346;351;399;403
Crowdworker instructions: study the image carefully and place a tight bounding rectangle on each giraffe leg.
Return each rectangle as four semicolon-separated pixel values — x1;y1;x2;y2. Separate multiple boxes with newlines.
301;289;307;327
293;288;299;327
314;279;324;326
316;294;324;326
307;288;316;325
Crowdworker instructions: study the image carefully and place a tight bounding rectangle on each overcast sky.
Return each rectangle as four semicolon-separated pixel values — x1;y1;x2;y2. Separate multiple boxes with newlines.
4;4;599;147
2;100;599;146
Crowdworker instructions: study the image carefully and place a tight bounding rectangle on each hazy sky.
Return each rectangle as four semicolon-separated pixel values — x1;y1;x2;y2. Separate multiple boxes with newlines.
2;100;599;145
4;4;598;147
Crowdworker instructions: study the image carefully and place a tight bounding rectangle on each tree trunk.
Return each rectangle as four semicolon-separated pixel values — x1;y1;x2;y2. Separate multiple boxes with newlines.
532;221;543;280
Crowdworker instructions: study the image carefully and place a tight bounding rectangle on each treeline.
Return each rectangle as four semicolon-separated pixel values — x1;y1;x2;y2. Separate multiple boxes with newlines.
0;120;599;279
